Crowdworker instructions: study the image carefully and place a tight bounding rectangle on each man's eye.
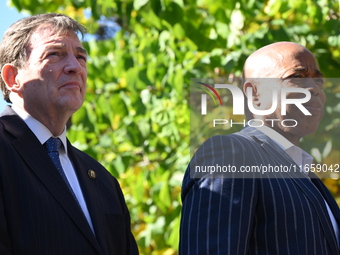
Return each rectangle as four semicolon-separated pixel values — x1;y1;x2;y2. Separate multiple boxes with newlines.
47;52;60;57
77;55;87;61
290;74;302;78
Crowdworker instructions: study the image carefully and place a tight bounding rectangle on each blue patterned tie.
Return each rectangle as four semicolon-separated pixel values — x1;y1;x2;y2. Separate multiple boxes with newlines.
45;138;95;232
45;137;78;202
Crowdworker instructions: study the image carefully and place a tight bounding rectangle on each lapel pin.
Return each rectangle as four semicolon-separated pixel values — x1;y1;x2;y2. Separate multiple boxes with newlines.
88;170;96;179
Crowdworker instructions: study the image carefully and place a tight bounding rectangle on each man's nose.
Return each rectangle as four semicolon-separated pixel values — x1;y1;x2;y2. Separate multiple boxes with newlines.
63;54;84;74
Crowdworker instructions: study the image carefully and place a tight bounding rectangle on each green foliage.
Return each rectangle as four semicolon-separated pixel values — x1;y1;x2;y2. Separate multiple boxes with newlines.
9;0;340;253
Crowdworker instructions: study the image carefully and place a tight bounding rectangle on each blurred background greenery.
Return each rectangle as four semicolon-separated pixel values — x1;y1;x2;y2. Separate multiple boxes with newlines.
6;0;340;254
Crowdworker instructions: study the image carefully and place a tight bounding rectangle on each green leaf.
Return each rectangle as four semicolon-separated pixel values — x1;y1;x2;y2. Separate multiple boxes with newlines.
173;23;185;39
126;122;144;146
230;9;244;30
322;141;332;158
133;0;149;10
166;211;181;248
159;172;171;211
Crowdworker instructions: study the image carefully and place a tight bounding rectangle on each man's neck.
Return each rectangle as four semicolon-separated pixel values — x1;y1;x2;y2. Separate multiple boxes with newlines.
12;103;68;136
270;125;300;146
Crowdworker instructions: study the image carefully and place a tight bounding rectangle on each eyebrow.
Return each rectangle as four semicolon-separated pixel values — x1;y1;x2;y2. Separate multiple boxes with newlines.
76;46;88;55
293;67;323;77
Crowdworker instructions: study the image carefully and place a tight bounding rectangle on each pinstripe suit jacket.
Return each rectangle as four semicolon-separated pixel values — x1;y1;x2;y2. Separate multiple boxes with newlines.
0;106;138;255
180;126;340;255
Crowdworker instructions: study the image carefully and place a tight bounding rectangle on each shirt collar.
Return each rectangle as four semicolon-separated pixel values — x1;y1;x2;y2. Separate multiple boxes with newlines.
252;124;292;150
250;123;313;170
11;104;68;153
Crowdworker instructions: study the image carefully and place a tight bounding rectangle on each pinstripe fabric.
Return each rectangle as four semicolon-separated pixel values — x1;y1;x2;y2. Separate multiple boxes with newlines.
0;106;138;255
180;126;340;255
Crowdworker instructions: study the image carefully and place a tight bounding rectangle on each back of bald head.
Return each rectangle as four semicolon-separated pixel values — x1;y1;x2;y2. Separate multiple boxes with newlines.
243;42;311;79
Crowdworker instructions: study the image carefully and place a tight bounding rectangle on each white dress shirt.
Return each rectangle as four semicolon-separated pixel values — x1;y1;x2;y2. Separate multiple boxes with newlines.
254;124;339;246
12;105;95;233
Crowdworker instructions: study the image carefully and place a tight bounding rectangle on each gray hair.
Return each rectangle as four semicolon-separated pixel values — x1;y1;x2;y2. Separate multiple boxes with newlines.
0;13;86;102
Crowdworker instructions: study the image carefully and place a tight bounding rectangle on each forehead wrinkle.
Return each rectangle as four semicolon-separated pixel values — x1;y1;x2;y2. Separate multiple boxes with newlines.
45;43;86;54
272;50;284;62
45;43;66;50
27;34;86;60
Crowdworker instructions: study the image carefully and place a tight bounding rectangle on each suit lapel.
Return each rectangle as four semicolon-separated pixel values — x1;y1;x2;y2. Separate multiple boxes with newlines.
67;143;109;254
241;127;339;254
0;108;102;254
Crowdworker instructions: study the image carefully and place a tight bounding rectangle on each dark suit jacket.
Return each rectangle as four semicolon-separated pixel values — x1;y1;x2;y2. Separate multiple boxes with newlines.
180;126;340;255
0;106;138;255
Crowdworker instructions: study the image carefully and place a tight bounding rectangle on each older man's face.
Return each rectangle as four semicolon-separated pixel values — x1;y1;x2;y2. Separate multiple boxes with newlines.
14;24;87;119
256;47;326;141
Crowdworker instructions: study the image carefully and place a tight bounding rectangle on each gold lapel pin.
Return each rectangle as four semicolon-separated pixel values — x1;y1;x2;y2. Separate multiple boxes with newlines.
88;170;96;179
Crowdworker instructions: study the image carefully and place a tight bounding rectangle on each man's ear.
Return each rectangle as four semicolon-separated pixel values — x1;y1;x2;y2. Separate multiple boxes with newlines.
1;64;20;92
243;81;260;107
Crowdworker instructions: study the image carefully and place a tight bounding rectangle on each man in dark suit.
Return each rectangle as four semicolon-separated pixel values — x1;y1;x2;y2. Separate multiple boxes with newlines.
180;42;340;254
0;13;138;254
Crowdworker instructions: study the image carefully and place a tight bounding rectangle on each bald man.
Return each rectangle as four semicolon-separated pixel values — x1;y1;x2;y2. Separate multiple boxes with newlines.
179;42;340;255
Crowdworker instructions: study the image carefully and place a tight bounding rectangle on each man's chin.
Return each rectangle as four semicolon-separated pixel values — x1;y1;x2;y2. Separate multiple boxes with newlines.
59;99;84;114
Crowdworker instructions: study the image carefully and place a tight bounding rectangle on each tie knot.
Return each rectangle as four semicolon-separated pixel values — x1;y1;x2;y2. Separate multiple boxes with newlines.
45;137;62;153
